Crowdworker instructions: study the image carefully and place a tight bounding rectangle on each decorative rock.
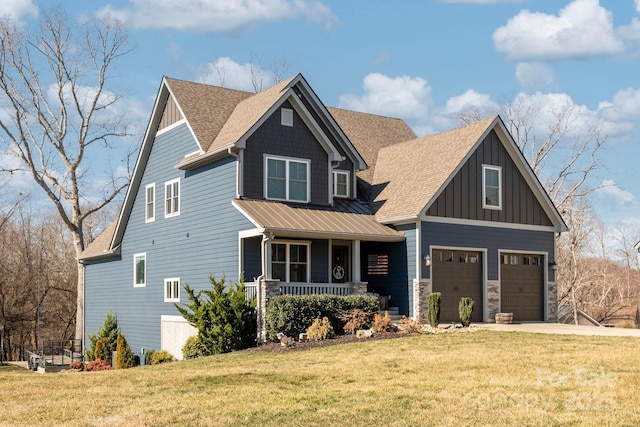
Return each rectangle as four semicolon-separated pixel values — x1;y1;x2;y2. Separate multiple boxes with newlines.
356;329;374;339
298;333;308;343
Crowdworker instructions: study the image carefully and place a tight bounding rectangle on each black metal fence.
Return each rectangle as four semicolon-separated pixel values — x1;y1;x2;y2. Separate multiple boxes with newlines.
24;339;83;371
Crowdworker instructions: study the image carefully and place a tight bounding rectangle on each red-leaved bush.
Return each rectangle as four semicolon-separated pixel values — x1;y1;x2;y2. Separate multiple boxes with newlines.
84;359;113;371
69;361;84;370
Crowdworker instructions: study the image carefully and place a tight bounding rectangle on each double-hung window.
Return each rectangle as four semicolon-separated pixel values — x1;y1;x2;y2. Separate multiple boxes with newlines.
271;242;309;282
164;278;180;302
145;183;155;222
482;165;502;210
165;178;180;217
265;156;309;202
133;253;146;287
333;170;349;198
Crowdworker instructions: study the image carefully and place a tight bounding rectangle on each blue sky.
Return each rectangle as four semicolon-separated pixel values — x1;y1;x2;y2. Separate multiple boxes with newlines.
3;0;640;228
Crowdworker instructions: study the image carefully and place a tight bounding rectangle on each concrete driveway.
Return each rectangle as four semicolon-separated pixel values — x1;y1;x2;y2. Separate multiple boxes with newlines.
477;322;640;337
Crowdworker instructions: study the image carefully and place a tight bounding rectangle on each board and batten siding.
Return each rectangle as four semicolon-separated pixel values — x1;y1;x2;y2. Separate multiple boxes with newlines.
85;122;253;360
426;130;553;227
420;221;555;282
242;100;330;205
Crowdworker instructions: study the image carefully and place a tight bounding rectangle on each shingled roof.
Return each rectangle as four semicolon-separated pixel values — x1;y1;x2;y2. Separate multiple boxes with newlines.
79;220;118;260
327;107;417;183
164;78;252;152
371;116;498;222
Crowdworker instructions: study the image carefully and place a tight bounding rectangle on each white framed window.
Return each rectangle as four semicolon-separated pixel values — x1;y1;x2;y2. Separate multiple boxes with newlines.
281;108;293;127
133;253;146;287
482;165;502;210
333;170;349;198
145;183;155;223
164;278;180;302
271;242;310;282
165;178;180;217
265;155;310;202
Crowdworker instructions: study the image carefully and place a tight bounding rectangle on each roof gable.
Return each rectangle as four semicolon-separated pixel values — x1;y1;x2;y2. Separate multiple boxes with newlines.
371;116;567;231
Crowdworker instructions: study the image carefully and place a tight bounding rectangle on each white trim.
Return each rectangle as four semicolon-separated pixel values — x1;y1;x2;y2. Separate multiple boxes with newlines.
161;314;186;323
238;228;265;239
497;249;549;321
184;148;204;159
164;178;181;218
145;183;156;223
133;252;146;288
164;277;180;302
430;245;489;322
422;215;559;232
270;240;311;282
264;155;310;203
416;221;422;280
332;170;350;198
482;164;502;210
156;118;187;136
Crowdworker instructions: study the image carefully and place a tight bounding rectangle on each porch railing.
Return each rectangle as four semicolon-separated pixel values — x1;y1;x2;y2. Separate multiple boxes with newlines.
245;282;359;300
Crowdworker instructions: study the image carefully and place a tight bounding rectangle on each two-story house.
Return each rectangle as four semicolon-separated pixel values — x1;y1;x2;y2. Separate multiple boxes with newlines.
80;74;567;359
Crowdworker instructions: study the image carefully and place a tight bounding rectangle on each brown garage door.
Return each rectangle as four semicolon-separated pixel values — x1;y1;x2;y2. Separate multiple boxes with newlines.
432;249;483;323
501;253;544;321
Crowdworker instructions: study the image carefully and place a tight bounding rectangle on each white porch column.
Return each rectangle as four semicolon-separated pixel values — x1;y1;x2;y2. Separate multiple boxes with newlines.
353;240;361;283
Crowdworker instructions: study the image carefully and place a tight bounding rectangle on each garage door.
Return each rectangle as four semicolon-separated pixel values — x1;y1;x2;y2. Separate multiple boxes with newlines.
500;254;544;321
432;249;483;323
161;315;197;361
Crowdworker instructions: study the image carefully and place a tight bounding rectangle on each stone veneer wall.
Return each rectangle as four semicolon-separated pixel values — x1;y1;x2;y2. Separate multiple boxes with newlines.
547;281;558;322
486;281;500;322
413;279;431;322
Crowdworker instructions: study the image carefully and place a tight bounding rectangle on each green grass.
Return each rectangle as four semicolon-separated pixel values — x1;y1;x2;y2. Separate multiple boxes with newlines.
1;331;639;426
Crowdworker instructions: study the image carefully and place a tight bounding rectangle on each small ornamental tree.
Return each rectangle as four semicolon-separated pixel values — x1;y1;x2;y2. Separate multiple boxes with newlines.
86;311;119;365
458;297;475;327
427;292;441;328
94;338;109;363
175;275;257;355
115;332;135;369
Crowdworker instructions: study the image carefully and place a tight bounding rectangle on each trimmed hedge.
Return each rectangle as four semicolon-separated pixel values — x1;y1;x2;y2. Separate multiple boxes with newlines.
265;294;379;341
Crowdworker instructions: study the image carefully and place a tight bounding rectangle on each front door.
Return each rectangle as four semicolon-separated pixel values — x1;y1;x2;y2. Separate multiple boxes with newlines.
332;245;350;283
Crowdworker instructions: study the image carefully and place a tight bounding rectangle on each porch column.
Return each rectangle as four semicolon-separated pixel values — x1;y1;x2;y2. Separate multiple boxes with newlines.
353;240;361;283
413;278;431;323
258;279;281;343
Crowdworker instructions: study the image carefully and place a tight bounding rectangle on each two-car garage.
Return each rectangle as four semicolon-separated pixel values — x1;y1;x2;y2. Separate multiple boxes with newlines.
430;249;545;323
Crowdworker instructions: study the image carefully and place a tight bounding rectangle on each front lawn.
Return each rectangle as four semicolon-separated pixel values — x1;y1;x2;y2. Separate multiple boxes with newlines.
1;331;638;426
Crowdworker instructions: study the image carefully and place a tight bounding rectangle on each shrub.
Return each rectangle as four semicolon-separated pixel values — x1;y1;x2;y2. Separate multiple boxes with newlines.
94;338;109;363
115;332;135;369
182;335;204;360
85;359;113;372
306;317;335;341
337;308;373;335
458;297;475;327
265;294;379;341
372;311;396;333
399;316;422;334
144;349;156;366
69;361;84;371
85;311;119;365
175;275;256;355
150;350;174;365
427;292;441;328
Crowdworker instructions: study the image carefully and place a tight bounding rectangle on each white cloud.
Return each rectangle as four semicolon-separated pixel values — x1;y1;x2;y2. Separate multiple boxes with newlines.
0;0;37;21
444;89;499;114
636;0;640;13
338;73;434;124
437;0;523;3
617;17;640;41
596;180;637;207
515;62;555;90
198;57;276;92
95;0;338;33
598;87;640;122
493;0;624;61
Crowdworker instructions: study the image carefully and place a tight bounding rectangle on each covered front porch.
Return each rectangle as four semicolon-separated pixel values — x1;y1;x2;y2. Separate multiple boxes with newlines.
233;198;405;340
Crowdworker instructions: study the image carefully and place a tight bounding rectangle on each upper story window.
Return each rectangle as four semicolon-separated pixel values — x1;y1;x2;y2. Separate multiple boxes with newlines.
134;253;146;287
281;108;293;127
265;155;310;203
145;183;155;223
482;165;502;210
333;170;349;198
165;178;180;217
164;278;180;302
271;242;309;282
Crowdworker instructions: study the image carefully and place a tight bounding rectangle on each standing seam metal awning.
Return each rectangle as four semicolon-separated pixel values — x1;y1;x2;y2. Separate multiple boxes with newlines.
233;199;405;241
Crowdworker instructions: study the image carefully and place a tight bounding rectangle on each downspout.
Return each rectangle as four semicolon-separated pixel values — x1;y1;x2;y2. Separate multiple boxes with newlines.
228;147;240;198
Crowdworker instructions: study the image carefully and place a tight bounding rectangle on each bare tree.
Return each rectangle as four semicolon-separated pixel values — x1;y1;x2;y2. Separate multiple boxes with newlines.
0;8;135;343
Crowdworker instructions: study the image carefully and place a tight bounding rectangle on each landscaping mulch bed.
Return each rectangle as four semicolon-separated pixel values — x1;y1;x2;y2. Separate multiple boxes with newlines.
249;331;411;353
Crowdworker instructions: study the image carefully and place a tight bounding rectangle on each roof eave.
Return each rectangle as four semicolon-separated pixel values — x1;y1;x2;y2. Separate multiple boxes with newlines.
176;144;234;170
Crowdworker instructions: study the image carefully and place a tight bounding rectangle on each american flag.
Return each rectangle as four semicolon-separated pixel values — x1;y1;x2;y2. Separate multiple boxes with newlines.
367;254;389;276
